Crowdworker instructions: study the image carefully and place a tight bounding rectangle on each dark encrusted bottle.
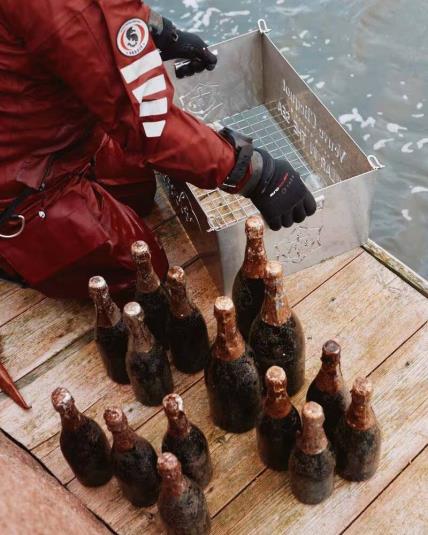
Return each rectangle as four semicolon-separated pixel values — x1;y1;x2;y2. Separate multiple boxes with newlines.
256;366;302;471
166;266;210;374
123;302;173;406
205;296;262;433
104;407;160;506
306;340;350;444
232;215;267;341
249;261;305;396
335;377;381;481
289;402;335;505
157;452;211;535
132;240;170;348
162;393;213;488
51;387;112;487
88;276;129;385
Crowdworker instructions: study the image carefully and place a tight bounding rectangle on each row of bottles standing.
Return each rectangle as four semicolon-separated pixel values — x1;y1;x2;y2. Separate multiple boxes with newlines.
51;388;212;534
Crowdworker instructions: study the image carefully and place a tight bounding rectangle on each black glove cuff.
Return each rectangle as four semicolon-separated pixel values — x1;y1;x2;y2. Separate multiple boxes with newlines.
150;16;179;51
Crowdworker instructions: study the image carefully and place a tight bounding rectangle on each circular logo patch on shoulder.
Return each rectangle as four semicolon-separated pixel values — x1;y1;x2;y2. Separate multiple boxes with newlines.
117;18;149;57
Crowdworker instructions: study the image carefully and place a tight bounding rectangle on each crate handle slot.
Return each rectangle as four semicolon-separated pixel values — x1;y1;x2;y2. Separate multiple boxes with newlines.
258;19;272;34
367;154;385;170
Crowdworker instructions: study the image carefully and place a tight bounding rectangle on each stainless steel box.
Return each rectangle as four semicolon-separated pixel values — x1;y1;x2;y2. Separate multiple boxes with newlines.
162;22;381;295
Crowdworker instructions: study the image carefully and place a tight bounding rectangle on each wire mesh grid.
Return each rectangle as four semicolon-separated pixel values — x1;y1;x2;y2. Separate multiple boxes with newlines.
189;102;319;231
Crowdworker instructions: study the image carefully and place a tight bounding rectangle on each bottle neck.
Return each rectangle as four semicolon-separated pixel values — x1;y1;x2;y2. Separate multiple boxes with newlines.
213;316;245;361
314;363;345;395
297;420;328;455
264;389;292;419
167;412;192;439
128;318;155;353
136;261;160;294
261;280;291;327
170;285;194;319
242;237;267;280
347;400;376;431
60;405;86;433
94;295;121;329
112;427;137;453
162;473;188;497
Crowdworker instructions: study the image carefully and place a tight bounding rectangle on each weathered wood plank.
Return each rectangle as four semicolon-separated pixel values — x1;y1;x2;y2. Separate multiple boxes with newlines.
0;288;46;327
212;324;428;535
345;447;428;535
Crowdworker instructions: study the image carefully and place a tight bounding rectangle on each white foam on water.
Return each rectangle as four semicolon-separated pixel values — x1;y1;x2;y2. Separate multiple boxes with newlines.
363;134;371;140
223;11;250;16
416;138;428;149
325;38;331;44
373;138;394;150
315;81;325;89
401;209;412;221
327;56;334;61
416;102;423;109
183;0;200;8
386;123;408;133
411;186;428;194
366;93;372;98
299;30;309;38
401;142;414;153
339;108;375;129
412;113;424;118
402;94;409;101
302;42;312;47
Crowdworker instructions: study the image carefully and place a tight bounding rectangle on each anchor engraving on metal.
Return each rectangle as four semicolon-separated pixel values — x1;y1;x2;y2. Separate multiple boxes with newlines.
179;82;223;121
275;225;324;264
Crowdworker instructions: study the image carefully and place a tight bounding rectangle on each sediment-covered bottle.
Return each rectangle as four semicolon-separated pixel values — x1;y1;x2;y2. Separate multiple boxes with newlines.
89;276;129;385
124;302;173;406
51;387;112;487
232;215;267;341
256;366;302;471
249;261;305;396
335;377;381;481
289;402;335;504
166;266;210;374
132;240;170;348
205;296;262;433
306;340;350;443
104;407;160;506
162;393;213;488
157;452;211;535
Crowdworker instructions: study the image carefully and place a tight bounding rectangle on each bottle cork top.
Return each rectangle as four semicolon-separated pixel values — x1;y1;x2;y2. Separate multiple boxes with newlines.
163;393;184;418
131;240;151;262
123;301;144;319
245;215;264;239
321;340;341;366
351;377;373;403
302;401;325;424
157;452;182;479
264;261;283;284
88;276;109;302
298;401;328;455
167;266;186;288
51;387;74;413
104;407;128;433
214;296;235;318
265;366;287;393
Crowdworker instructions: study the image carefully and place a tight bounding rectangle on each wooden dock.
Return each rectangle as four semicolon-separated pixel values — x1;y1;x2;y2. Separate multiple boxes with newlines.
0;188;427;534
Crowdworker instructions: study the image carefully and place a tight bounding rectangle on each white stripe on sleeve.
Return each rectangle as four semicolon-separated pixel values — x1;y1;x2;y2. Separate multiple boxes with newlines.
140;97;168;117
143;120;166;138
120;50;162;84
132;75;167;102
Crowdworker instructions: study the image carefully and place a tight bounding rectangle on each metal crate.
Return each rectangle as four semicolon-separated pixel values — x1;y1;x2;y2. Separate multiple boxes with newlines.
163;21;381;294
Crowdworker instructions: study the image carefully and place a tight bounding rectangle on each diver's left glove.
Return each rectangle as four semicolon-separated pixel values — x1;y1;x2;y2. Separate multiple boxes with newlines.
149;12;217;77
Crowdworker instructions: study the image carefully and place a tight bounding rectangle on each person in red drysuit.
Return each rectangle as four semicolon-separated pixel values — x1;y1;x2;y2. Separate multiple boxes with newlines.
0;0;316;301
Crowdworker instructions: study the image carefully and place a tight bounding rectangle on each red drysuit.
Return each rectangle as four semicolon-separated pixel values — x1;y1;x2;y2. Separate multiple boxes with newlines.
0;0;237;300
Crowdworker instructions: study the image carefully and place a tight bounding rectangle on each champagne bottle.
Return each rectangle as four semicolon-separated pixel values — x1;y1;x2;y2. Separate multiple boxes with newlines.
51;387;112;487
232;215;267;340
157;452;211;535
249;261;305;396
162;393;213;488
306;340;350;444
256;366;301;471
89;276;129;385
205;296;262;433
132;240;170;348
104;407;160;506
289;402;335;504
166;266;210;374
335;377;381;481
123;302;173;406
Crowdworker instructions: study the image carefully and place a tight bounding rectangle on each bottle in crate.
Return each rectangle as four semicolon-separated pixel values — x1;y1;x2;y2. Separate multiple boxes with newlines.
51;387;112;487
124;301;173;406
166;266;210;374
205;296;262;433
335;377;381;481
157;452;211;535
289;402;335;505
232;215;267;341
256;366;301;471
132;240;170;348
306;340;351;444
104;407;160;507
162;393;213;488
249;261;305;396
88;276;129;385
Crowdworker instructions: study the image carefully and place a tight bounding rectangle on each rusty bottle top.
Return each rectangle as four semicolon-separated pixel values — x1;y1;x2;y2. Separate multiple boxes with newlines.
163;393;191;439
261;261;292;327
132;241;160;294
123;302;155;353
89;276;121;328
297;402;329;455
242;215;267;279
167;266;194;319
51;387;85;432
213;297;245;362
158;452;187;496
314;340;346;395
264;366;293;419
104;407;136;452
346;377;377;431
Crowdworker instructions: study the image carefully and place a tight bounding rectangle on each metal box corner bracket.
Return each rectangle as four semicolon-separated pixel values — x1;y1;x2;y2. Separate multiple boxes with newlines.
162;26;379;295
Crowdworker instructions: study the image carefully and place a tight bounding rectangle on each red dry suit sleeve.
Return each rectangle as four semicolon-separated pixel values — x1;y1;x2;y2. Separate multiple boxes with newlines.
2;0;235;189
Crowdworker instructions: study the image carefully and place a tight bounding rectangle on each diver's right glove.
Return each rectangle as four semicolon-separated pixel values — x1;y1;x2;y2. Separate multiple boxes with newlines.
220;128;317;231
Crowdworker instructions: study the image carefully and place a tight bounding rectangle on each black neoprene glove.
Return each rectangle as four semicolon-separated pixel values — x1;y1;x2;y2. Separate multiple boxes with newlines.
150;16;217;78
250;149;317;231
